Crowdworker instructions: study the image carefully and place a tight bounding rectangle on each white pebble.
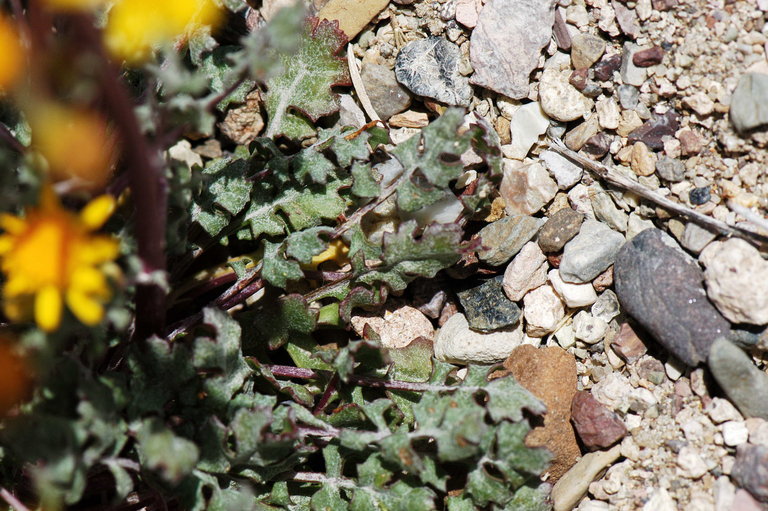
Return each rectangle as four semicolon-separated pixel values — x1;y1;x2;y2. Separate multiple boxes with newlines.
721;421;749;447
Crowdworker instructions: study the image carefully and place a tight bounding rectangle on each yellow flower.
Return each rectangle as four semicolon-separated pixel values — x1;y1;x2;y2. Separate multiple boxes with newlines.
104;0;222;64
0;15;23;91
28;101;116;190
306;239;350;270
0;186;119;332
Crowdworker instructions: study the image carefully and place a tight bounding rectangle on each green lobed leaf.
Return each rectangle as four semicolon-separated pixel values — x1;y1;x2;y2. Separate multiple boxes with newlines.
264;17;350;138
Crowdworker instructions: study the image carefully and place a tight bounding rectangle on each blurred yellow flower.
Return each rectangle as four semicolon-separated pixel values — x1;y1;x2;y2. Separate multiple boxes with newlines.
28;102;116;190
0;186;119;332
104;0;222;64
0;15;23;91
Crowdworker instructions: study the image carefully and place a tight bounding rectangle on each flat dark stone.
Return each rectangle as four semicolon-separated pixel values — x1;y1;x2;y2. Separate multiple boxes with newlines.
689;186;711;205
593;54;621;81
627;110;680;150
708;338;768;419
614;228;730;366
457;276;522;332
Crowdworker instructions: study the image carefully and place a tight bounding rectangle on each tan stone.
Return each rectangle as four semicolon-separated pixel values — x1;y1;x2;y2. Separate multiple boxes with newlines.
318;0;389;39
630;141;657;176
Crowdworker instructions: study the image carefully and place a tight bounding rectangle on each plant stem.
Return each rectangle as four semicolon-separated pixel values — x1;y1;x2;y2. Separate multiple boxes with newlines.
264;364;449;393
0;487;29;511
289;472;356;489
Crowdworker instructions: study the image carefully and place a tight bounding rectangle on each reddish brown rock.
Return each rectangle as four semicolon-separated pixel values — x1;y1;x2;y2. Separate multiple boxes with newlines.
569;68;589;91
496;345;580;482
593;54;622;82
592;266;614;292
611;323;648;364
627;110;680;150
553;9;571;51
632;46;665;67
571;391;628;450
678;129;703;156
583;133;611;158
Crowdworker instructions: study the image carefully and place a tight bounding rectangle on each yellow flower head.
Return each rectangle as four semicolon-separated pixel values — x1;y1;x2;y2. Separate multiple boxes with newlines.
104;0;222;64
0;186;119;332
306;239;350;270
0;14;23;91
28;102;116;190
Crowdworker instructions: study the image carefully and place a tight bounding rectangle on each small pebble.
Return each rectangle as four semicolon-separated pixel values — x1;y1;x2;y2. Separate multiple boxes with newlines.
523;284;566;337
537;207;585;253
593;54;621;82
476;215;545;266
689;186;711;205
573;311;609;344
500;161;558;216
549;269;598;308
591;289;620;322
655;156;686;182
677;446;709;479
729;73;768;133
627;110;680;150
722;421;749;447
632;46;665;67
434;312;523;364
709;338;768;420
571;390;628;450
395;37;472;106
502;241;548;301
560;220;625;284
731;444;768;502
457;277;522;332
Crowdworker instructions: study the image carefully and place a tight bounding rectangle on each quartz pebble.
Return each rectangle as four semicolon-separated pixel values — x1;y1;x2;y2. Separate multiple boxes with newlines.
707;398;743;425
539;66;595;122
540;150;584;190
537;207;584;253
591;289;620;322
434;312;523;364
523;284;566;337
476;215;544;266
507;102;550;160
596;97;620;130
643;488;677;511
700;238;768;325
549;270;598;308
500;161;558;216
571;390;628;450
677;446;709;479
560;220;625;284
722;421;749;447
614;229;729;366
708;338;768;420
503;241;548;301
572;311;608;344
730;73;768;133
457;277;522;332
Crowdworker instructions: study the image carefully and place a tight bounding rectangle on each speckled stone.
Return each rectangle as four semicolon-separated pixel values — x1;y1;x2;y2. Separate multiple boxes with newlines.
457;276;522;332
614;229;730;366
476;215;545;266
538;208;585;253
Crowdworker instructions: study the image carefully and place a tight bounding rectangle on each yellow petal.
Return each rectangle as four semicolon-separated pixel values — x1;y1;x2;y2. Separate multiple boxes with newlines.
0;236;13;255
3;274;30;297
3;295;31;321
0;214;26;235
35;286;62;332
66;289;103;325
80;195;115;230
71;266;109;297
79;236;120;264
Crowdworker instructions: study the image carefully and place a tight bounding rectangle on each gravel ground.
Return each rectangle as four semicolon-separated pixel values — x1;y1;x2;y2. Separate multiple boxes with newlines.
257;0;768;509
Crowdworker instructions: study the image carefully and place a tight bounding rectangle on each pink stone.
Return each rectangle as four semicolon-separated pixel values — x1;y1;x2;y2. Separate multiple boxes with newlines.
455;0;482;28
571;391;628;450
611;323;647;364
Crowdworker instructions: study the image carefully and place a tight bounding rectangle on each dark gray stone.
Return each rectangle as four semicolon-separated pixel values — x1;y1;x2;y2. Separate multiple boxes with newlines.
732;444;768;502
457;276;522;332
395;37;472;107
614;229;730;366
559;220;625;283
360;62;412;120
655;156;685;182
476;215;545;266
538;208;584;253
730;73;768;133
709;338;768;420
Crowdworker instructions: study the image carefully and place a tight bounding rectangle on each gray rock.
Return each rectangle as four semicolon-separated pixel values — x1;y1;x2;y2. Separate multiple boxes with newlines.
590;182;628;232
620;43;647;87
617;84;639;110
469;0;557;99
681;222;717;254
709;338;768;420
457;276;522;332
538;207;584;253
435;312;524;364
570;33;606;69
730;73;768;133
614;229;730;366
655;156;685;182
476;215;545;266
361;62;412;120
731;444;768;502
560;220;625;283
540;149;584;189
395;37;472;106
